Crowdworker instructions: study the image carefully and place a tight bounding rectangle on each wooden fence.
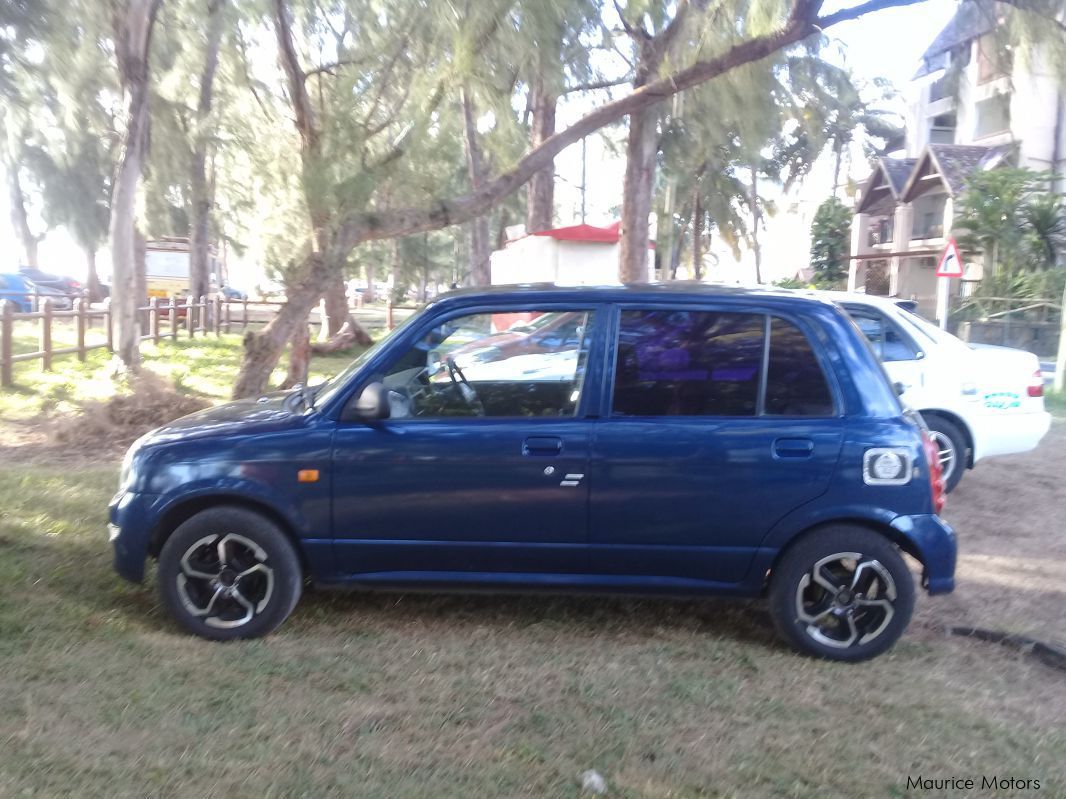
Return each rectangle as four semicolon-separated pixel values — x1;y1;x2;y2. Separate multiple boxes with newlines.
1;294;421;388
0;295;247;388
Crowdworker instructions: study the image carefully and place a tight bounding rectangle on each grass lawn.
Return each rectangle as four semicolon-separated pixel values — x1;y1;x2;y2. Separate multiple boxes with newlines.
1;464;1064;796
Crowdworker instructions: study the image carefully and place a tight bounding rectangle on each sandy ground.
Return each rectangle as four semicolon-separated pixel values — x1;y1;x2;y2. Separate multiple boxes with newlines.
913;421;1066;645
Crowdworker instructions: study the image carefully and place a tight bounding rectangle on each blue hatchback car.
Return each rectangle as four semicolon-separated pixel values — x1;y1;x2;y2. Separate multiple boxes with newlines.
110;285;955;660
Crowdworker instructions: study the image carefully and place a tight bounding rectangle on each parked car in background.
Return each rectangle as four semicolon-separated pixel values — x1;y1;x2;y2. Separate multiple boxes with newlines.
110;285;955;661
18;266;84;297
1;273;73;312
827;292;1051;492
220;285;247;300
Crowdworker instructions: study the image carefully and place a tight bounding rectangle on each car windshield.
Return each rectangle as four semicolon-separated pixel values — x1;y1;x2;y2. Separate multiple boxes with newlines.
311;311;422;408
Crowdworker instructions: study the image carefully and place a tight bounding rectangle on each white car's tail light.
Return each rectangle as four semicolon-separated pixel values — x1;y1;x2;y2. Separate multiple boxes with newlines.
1027;370;1044;398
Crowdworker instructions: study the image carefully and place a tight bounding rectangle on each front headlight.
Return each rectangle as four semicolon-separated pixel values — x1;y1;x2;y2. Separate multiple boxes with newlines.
119;434;150;492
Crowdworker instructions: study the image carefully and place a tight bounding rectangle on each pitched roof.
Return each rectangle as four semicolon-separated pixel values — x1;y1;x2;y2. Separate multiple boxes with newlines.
531;222;621;243
915;0;999;77
881;158;918;195
855;157;916;213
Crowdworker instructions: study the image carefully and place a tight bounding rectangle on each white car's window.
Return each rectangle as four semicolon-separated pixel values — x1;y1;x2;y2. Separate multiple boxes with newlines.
845;306;918;362
378;310;591;418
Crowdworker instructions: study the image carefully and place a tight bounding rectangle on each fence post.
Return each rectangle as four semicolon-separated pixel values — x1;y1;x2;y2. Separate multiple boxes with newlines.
224;299;231;334
149;297;160;344
40;298;52;372
76;298;87;362
199;296;208;335
1;300;12;388
213;295;222;337
386;299;394;331
169;297;178;341
105;298;114;353
242;299;249;331
32;287;40;313
185;295;195;338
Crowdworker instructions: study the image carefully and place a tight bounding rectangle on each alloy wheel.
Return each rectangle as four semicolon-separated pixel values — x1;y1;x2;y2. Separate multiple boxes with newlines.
795;552;897;649
176;533;275;629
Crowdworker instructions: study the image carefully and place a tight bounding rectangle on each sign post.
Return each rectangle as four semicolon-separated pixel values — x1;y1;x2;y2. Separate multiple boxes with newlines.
935;238;964;329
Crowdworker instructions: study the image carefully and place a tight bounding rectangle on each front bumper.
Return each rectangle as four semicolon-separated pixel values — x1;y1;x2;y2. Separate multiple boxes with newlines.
891;513;956;595
109;490;160;583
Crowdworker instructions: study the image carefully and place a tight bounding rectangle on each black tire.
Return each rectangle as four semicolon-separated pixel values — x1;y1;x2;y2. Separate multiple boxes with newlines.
923;414;967;493
158;507;302;641
769;526;915;662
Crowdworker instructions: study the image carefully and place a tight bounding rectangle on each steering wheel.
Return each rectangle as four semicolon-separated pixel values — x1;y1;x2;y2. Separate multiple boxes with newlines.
445;356;485;416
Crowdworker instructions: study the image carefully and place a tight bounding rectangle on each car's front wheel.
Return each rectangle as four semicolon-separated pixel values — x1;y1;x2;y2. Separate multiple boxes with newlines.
769;526;915;662
158;507;302;641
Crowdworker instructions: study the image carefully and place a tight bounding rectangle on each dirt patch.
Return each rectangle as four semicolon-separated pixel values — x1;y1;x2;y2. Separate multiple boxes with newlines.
913;421;1066;645
3;372;208;464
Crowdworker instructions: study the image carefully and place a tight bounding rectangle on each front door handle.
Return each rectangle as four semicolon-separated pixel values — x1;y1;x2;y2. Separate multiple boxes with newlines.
773;438;814;459
523;436;563;456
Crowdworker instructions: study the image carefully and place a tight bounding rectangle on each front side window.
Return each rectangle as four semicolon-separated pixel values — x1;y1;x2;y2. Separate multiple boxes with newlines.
375;309;591;418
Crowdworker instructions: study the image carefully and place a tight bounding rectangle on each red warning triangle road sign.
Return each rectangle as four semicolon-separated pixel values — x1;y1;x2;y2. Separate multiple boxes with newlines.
936;238;964;278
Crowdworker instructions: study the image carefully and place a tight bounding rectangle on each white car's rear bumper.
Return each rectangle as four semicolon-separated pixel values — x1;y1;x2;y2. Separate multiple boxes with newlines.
971;411;1052;463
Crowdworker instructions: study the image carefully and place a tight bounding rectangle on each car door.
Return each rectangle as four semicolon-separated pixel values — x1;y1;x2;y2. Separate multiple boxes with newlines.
330;306;601;578
589;307;844;586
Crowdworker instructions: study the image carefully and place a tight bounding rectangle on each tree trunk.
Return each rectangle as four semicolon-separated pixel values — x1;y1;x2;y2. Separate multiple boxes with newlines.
320;273;350;339
461;87;491;286
85;246;101;303
619;104;657;283
189;0;226;320
134;228;148;328
233;253;333;398
279;318;311;390
109;0;161;370
750;166;763;284
692;188;703;281
5;161;39;268
526;74;557;233
363;260;376;303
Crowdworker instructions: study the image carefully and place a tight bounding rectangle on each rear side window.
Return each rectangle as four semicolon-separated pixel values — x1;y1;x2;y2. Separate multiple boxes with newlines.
764;318;834;416
612;310;834;417
613;310;764;416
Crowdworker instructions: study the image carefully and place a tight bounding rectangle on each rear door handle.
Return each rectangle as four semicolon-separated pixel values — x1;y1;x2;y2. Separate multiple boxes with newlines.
523;437;563;456
523;436;563;456
773;438;814;459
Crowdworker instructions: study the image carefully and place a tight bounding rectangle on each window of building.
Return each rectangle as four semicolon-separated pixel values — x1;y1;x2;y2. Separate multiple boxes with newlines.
977;34;1011;83
911;194;947;240
868;216;894;246
974;94;1011;139
928;113;956;144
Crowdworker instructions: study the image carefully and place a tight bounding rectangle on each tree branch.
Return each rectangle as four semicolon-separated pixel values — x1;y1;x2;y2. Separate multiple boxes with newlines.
273;0;318;149
561;76;632;94
334;0;930;249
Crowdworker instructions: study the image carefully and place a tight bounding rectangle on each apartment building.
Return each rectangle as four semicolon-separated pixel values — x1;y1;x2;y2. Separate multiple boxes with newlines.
848;0;1066;318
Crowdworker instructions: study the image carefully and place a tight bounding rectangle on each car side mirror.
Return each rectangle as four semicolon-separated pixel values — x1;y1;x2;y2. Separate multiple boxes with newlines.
349;382;390;421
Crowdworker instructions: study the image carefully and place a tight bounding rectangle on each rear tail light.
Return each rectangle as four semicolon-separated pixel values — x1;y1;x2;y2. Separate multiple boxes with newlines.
921;430;946;515
1027;369;1044;398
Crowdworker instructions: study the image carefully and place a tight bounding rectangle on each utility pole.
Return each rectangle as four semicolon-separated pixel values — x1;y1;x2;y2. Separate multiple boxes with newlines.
580;136;587;224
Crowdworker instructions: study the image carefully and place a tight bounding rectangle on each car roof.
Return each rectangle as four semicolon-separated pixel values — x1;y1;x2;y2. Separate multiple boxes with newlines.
429;282;842;311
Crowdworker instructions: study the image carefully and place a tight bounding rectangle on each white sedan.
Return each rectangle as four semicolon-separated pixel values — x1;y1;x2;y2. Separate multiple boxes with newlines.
830;293;1050;492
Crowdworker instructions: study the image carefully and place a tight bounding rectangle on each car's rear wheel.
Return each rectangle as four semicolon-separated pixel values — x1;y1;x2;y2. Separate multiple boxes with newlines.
158;507;302;641
769;526;915;662
924;415;966;493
